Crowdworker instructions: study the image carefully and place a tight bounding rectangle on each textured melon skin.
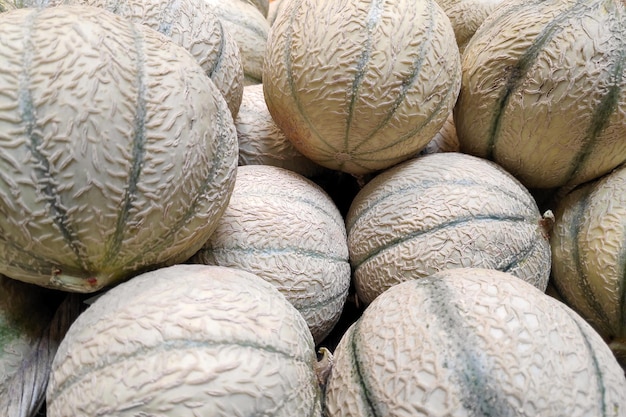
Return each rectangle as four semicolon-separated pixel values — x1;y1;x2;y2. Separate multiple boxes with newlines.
325;268;626;417
550;164;626;368
46;264;322;416
27;0;245;119
204;0;270;85
263;0;461;175
0;6;238;292
188;165;351;344
455;0;626;189
346;152;552;305
235;84;328;177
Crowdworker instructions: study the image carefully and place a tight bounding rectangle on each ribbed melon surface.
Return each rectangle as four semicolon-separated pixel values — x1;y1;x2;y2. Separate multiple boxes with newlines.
235;84;327;177
0;6;238;292
263;0;461;175
325;268;626;417
347;152;551;305
455;0;626;189
46;264;322;416
551;163;626;367
189;165;351;344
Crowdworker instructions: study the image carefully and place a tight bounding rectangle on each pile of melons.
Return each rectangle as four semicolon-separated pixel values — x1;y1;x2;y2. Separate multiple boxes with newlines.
0;0;625;415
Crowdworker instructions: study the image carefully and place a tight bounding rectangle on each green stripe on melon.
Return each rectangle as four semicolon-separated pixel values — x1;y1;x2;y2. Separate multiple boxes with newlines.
346;152;551;305
455;0;626;189
263;0;461;175
324;268;626;417
0;5;238;292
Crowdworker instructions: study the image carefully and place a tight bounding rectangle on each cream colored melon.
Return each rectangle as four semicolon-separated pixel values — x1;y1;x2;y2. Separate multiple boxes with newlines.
0;6;238;292
455;0;626;189
204;0;270;85
346;152;552;305
418;112;460;155
550;163;626;367
325;268;626;417
28;0;245;118
264;0;461;175
189;165;351;344
235;83;328;177
46;264;322;416
434;0;504;53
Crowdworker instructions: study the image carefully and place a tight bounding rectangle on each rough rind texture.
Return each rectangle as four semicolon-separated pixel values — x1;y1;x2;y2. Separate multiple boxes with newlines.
0;6;238;292
418;112;460;155
204;0;270;85
434;0;504;53
35;0;245;119
455;0;626;189
47;264;322;416
324;268;626;417
235;83;328;177
263;0;461;175
346;152;551;305
189;165;351;344
550;164;626;365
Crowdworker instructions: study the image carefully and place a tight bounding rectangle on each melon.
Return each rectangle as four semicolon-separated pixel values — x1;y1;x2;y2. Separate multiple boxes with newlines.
188;165;351;344
235;83;328;177
263;0;461;175
434;0;504;53
25;0;245;119
346;152;552;305
46;264;323;416
418;112;460;155
0;5;238;292
455;0;626;189
204;0;270;85
325;267;626;417
550;163;626;368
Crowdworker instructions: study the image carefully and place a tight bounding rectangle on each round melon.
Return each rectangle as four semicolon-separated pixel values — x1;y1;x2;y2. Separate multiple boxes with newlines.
188;165;351;344
30;0;245;119
235;83;328;177
434;0;504;53
455;0;626;189
0;5;238;292
325;267;626;417
46;264;323;416
550;164;626;368
204;0;270;85
346;152;552;305
263;0;461;175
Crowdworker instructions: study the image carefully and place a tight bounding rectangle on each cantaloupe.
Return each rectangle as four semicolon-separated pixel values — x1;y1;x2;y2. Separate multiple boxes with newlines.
204;0;270;85
346;152;552;305
263;0;461;175
418;112;460;155
325;268;626;417
434;0;504;53
455;0;626;189
188;165;351;344
235;83;328;177
550;163;626;368
28;0;245;119
0;5;238;292
46;264;323;416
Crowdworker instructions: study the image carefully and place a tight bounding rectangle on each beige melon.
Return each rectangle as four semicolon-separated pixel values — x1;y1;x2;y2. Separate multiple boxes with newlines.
455;0;626;189
235;83;328;177
434;0;504;53
346;152;552;305
418;112;460;155
204;0;270;85
325;268;626;417
188;165;351;344
550;163;626;367
263;0;461;175
46;264;323;416
0;6;238;292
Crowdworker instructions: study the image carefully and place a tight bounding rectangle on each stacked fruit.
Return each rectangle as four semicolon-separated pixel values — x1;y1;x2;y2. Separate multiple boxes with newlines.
0;0;625;415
